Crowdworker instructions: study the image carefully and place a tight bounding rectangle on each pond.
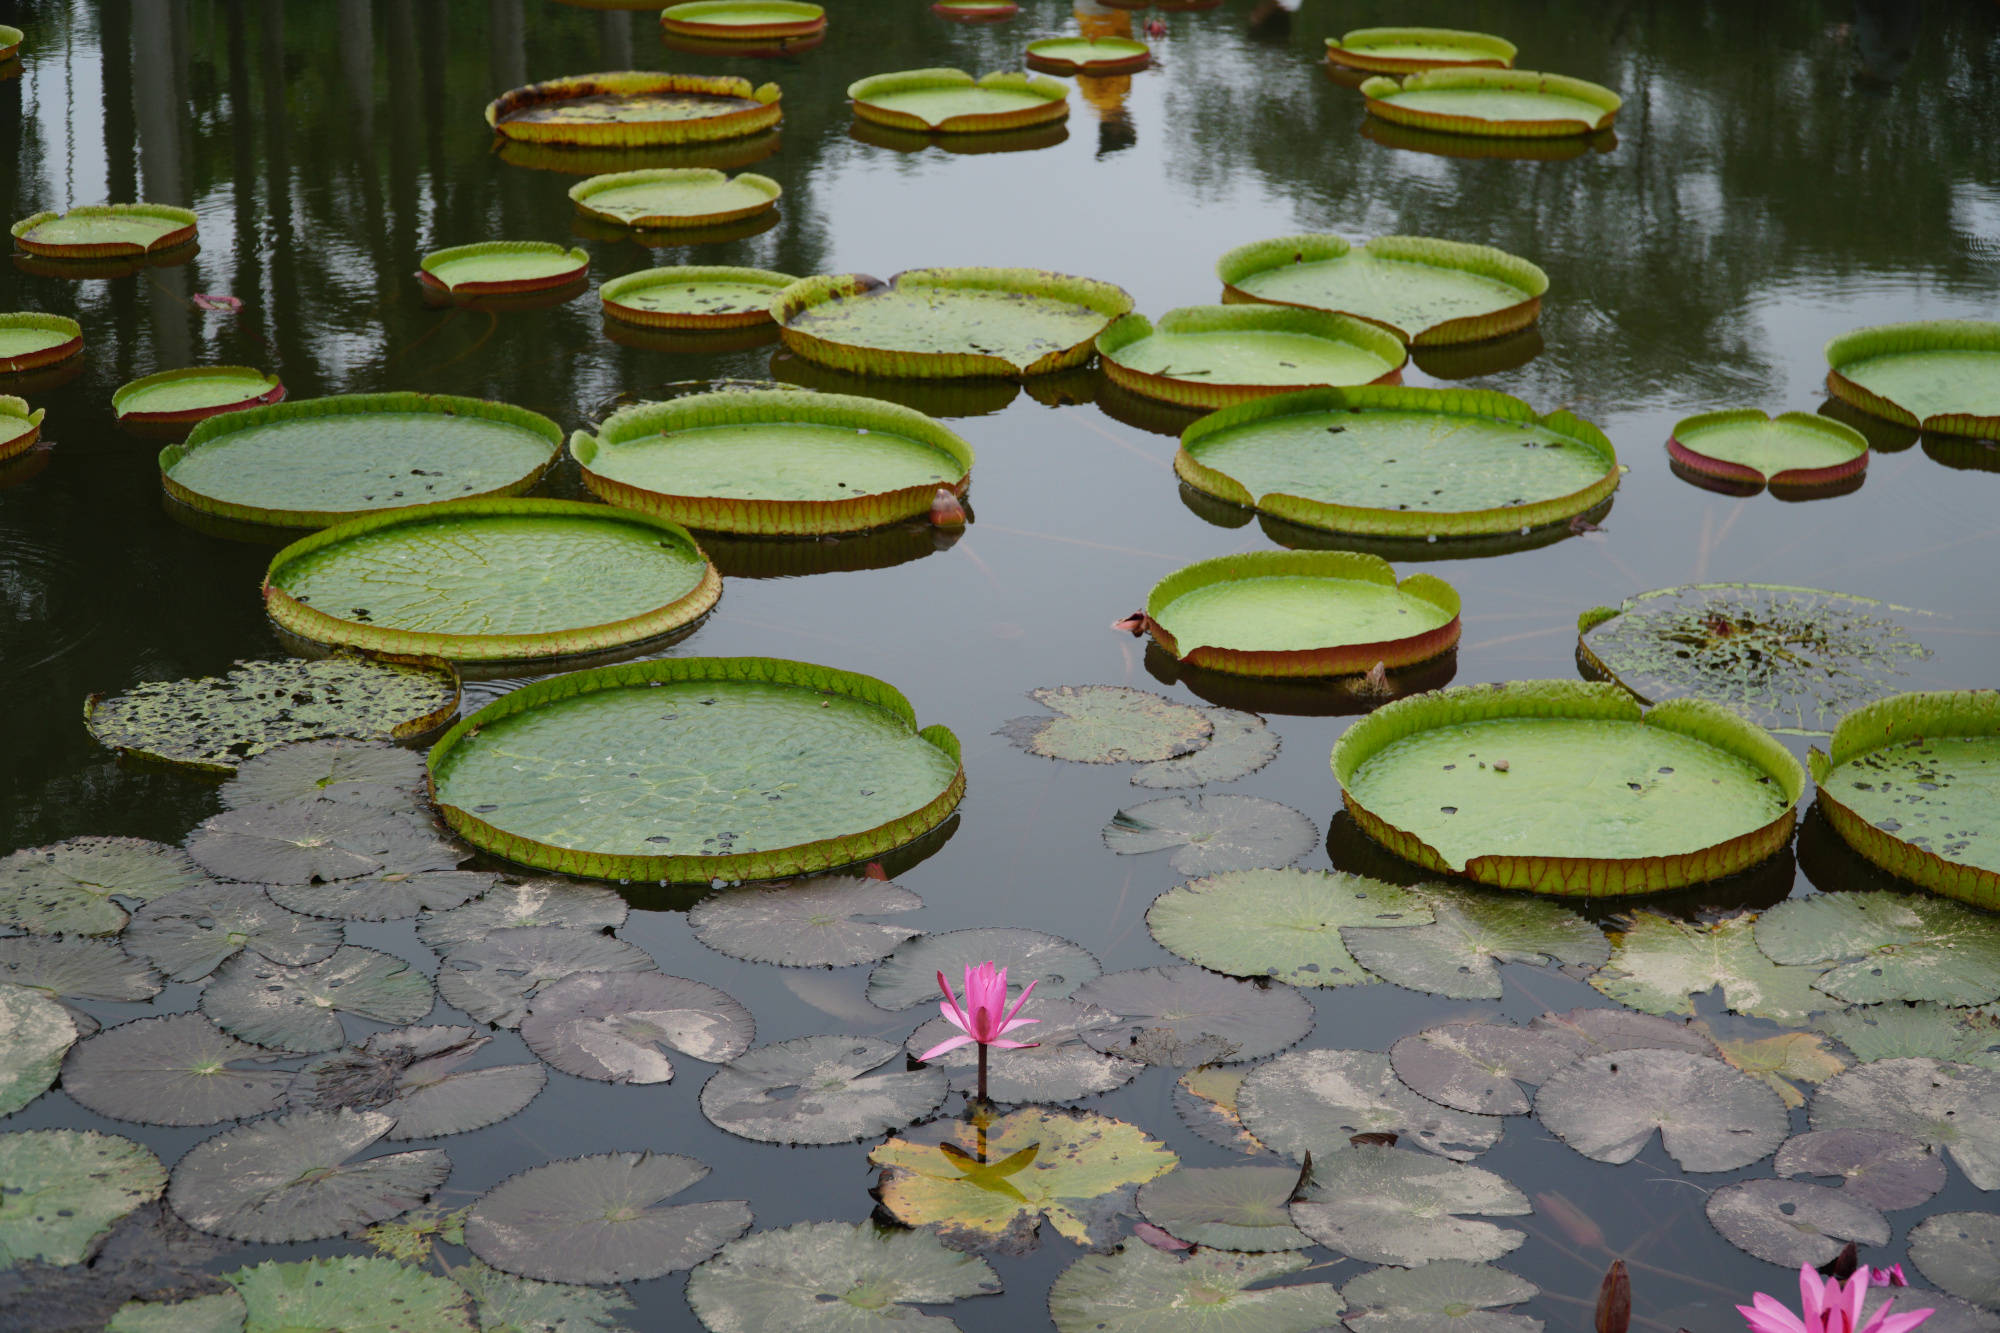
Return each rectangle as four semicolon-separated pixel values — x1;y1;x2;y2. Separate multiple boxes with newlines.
2;0;1999;1329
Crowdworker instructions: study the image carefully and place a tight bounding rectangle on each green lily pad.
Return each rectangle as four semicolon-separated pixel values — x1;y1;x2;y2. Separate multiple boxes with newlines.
0;836;205;936
568;169;779;229
1535;1047;1788;1171
465;1152;751;1284
60;1013;290;1128
849;68;1067;133
661;1;826;36
1025;36;1151;76
688;874;923;967
1389;1019;1586;1117
1217;235;1544;346
1909;1212;2000;1308
1809;1057;2000;1189
1826;321;2000;436
10;203;197;257
0;1130;167;1266
1176;1066;1271;1155
687;1220;1000;1332
485;71;782;147
450;1257;637;1333
1131;708;1281;788
436;927;654;1028
0;396;42;467
1287;1145;1529;1266
1099;306;1406;410
1049;1245;1342;1333
416;877;629;952
202;945;434;1053
1756;889;2000;1006
418;242;588;296
361;1206;465;1266
1001;685;1214;764
871;1107;1179;1253
287;1026;547;1139
1327;27;1518;72
1341;1262;1542;1333
127;882;344;981
85;655;462;776
701;1035;947;1144
1818;1003;2000;1070
1071;964;1316;1067
0;934;160;1002
906;995;1142;1103
225;1256;474;1333
1590;911;1832;1023
868;927;1099;1010
1773;1128;1947;1210
1102;795;1319;875
1239;1048;1504;1163
113;366;284;425
1705;1178;1889;1266
269;869;494;922
1668;411;1870;490
1146;866;1433;987
0;311;82;373
188;802;462;886
600;266;795;330
221;739;426;811
1339;886;1609;999
1359;69;1621;137
1175;386;1620;541
0;986;76;1117
521;971;754;1083
1136;1165;1315;1251
106;1289;249;1333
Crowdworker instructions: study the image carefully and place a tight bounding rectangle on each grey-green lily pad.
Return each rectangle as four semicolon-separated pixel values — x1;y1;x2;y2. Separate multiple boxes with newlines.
187;801;464;887
1909;1212;2000;1309
687;875;923;968
202;945;434;1053
520;971;754;1084
464;1152;751;1284
1528;1006;1723;1058
1756;891;2000;1006
169;1108;449;1243
1287;1144;1529;1266
225;1256;475;1333
1176;1066;1271;1155
907;995;1143;1104
268;870;494;922
0;934;162;1002
286;1026;547;1139
127;882;345;981
0;1130;167;1266
1390;1019;1586;1117
450;1257;637;1333
1136;1165;1315;1251
1773;1128;1947;1210
1590;912;1832;1024
0;1201;245;1332
1048;1245;1344;1333
1534;1048;1787;1171
106;1288;248;1333
868;928;1099;1011
1103;795;1319;875
1818;1004;2000;1070
436;927;654;1029
1808;1057;2000;1189
0;836;205;936
1072;965;1316;1067
60;1013;290;1127
999;686;1213;764
1341;888;1609;1001
1129;708;1282;789
1148;867;1433;988
1704;1178;1889;1266
1342;1261;1543;1333
1239;1048;1504;1162
700;1035;948;1144
0;985;76;1117
220;739;427;812
416;878;629;953
686;1220;1002;1332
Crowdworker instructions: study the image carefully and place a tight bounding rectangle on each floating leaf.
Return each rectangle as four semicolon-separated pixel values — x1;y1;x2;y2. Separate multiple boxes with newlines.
1705;1179;1889;1266
187;801;464;888
1048;1244;1343;1333
1808;1057;2000;1189
1818;1004;2000;1071
202;946;434;1053
907;995;1142;1103
1342;1261;1544;1333
1773;1128;1947;1210
221;738;428;812
871;1107;1180;1253
0;837;204;936
1909;1212;2000;1309
464;1152;751;1284
225;1256;474;1333
1756;891;2000;1006
1534;1048;1788;1172
521;971;754;1084
0;935;161;1003
269;870;493;922
416;878;629;953
1341;888;1608;1001
1129;708;1282;789
0;985;76;1117
1072;965;1315;1067
700;1035;947;1144
1590;912;1831;1023
686;1220;1002;1331
1390;1018;1585;1117
1706;1028;1849;1108
61;1013;290;1127
436;927;654;1029
1240;1048;1503;1164
1136;1165;1314;1251
362;1206;466;1266
451;1257;637;1333
1176;1067;1271;1155
1147;867;1433;987
127;882;345;982
998;685;1213;765
868;928;1099;1010
0;1130;167;1266
1102;796;1319;875
1864;1291;2000;1333
1528;1007;1722;1059
169;1109;449;1243
105;1288;248;1333
1287;1144;1529;1266
286;1026;547;1139
0;1200;243;1331
687;875;922;968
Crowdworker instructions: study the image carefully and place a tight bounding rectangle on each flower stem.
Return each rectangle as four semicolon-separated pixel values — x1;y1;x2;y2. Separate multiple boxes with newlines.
977;1041;989;1103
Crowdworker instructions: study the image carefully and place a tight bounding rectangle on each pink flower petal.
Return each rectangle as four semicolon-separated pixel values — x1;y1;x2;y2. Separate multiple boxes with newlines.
986;1039;1038;1050
918;1034;975;1061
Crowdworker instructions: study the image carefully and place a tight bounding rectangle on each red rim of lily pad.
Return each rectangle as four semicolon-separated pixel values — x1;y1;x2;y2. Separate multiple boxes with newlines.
931;2;1019;21
1667;409;1870;490
1824;320;2000;439
567;169;782;230
848;69;1067;134
660;1;826;40
10;203;199;259
1325;27;1518;75
113;367;286;425
599;266;795;330
0;26;20;61
418;242;591;296
0;312;82;373
1024;37;1153;78
0;395;45;465
485;72;784;147
1098;305;1408;410
1359;69;1621;139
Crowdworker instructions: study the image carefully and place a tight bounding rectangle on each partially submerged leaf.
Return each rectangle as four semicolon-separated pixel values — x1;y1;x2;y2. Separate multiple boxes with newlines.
436;927;654;1029
127;881;345;982
1135;1165;1315;1251
907;995;1143;1104
225;1256;474;1333
1341;888;1609;1000
1102;795;1319;875
268;869;494;922
220;738;427;811
1705;1179;1889;1266
202;945;434;1053
1535;1048;1788;1172
286;1025;547;1139
0;836;204;936
999;685;1212;764
1773;1128;1947;1210
1590;912;1832;1023
1238;1048;1504;1163
1048;1244;1344;1333
1808;1057;2000;1189
1390;1018;1585;1117
416;877;629;953
0;1130;167;1266
0;985;77;1117
1129;708;1281;789
1342;1261;1544;1333
521;971;754;1084
1706;1028;1849;1109
187;801;464;888
61;1013;290;1127
450;1257;637;1333
1756;891;2000;1006
1146;867;1433;987
1175;1066;1271;1155
0;934;163;1002
1818;1003;2000;1070
868;927;1099;1010
1908;1211;2000;1309
700;1034;947;1144
1072;964;1316;1066
686;1220;1002;1331
1287;1144;1529;1266
687;875;922;968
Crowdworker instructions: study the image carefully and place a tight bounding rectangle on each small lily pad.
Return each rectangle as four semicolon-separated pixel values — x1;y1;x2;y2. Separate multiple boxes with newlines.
202;945;434;1053
1102;795;1319;875
1099;305;1406;411
450;1258;637;1333
687;875;922;968
0;1130;167;1266
1340;887;1609;1001
848;68;1067;133
1908;1212;2000;1309
1130;708;1281;789
1217;233;1541;346
908;994;1141;1104
700;1035;947;1144
1590;912;1832;1023
521;971;754;1084
1390;1018;1586;1117
1705;1178;1890;1266
187;801;465;887
1825;320;2000;437
0;985;76;1117
1534;1047;1788;1172
61;1014;290;1127
568;168;779;230
127;882;346;981
269;869;494;922
114;366;284;425
0;934;161;1002
1136;1165;1315;1251
1756;890;2000;1006
436;927;655;1028
1239;1048;1504;1163
1342;1261;1543;1333
416;877;629;952
485;71;783;148
1147;867;1433;987
1668;412;1870;490
868;927;1099;1010
286;1026;547;1139
1808;1057;2000;1189
686;1220;1002;1331
0;836;205;936
1049;1245;1344;1333
1773;1128;1947;1210
1359;68;1620;138
362;1207;466;1266
1072;964;1316;1067
464;1152;752;1284
1000;685;1213;765
225;1256;474;1333
1287;1144;1529;1267
1176;1066;1270;1155
1818;1003;2000;1070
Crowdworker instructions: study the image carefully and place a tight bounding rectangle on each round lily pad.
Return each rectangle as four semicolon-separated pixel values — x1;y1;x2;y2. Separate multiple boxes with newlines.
1217;235;1545;346
1359;69;1621;138
1143;550;1459;678
429;657;963;882
1530;1006;1724;1059
0;836;205;936
1287;1144;1529;1266
850;68;1067;133
1590;911;1832;1023
202;945;434;1053
1808;1057;2000;1189
600;265;795;329
688;1224;999;1333
1389;1018;1585;1117
485;72;783;146
521;971;754;1083
569;168;779;229
1001;684;1213;764
1332;681;1804;895
1136;1165;1315;1251
1099;305;1405;410
1342;1262;1542;1333
1025;37;1151;76
1910;1212;2000;1309
774;268;1132;379
222;739;426;811
0;1130;167;1266
418;241;588;296
187;801;462;886
1049;1245;1342;1333
700;1034;948;1144
465;1151;751;1284
1339;884;1608;998
0;985;76;1117
60;1013;290;1127
263;499;720;663
907;994;1143;1103
1826;321;2000;437
1818;1003;2000;1071
0;311;82;373
10;203;197;257
268;869;494;922
1239;1048;1504;1163
126;882;344;981
1773;1127;1948;1210
661;1;827;39
1102;795;1319;875
0;934;160;1003
1705;1178;1889;1266
1176;386;1621;541
1131;707;1281;788
688;874;922;967
1072;965;1315;1068
226;1257;474;1333
1534;1047;1788;1172
1668;410;1869;491
1327;27;1518;73
435;926;654;1028
0;393;42;463
113;367;285;425
1757;888;2000;1005
286;1025;546;1139
416;876;629;952
572;388;972;536
1147;866;1432;987
160;392;560;528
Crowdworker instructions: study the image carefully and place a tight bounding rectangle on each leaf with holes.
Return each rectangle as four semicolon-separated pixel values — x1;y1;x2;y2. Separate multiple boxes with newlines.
1048;1244;1343;1333
202;945;433;1053
999;685;1213;764
907;994;1142;1104
521;971;754;1084
1756;890;2000;1006
1705;1179;1889;1266
868;928;1099;1010
1774;1128;1947;1210
187;801;464;887
700;1035;948;1145
1129;708;1282;789
127;881;344;982
0;836;205;936
1341;888;1608;1000
687;875;923;968
1591;912;1832;1023
286;1025;546;1139
61;1013;290;1127
1808;1057;2000;1189
1342;1261;1544;1333
686;1220;1002;1332
1071;965;1315;1067
0;1130;167;1267
416;877;629;952
1239;1048;1503;1163
1102;796;1319;875
436;927;654;1028
1536;1048;1788;1172
1136;1165;1315;1252
1147;867;1433;988
1287;1145;1529;1267
0;985;77;1117
1390;1019;1586;1117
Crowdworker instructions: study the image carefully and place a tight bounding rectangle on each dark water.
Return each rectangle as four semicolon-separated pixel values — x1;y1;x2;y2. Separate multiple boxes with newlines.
2;0;1998;1327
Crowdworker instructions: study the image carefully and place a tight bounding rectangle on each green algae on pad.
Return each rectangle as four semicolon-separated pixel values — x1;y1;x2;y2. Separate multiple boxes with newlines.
1327;28;1518;73
0;311;81;372
1332;681;1804;896
113;366;284;424
264;500;719;663
429;656;964;882
1825;320;2000;437
1360;70;1621;138
849;69;1068;133
1099;306;1406;410
10;203;198;257
568;168;780;229
485;72;783;146
1217;235;1547;346
1809;691;2000;909
418;241;588;295
660;1;826;38
775;268;1132;378
1144;550;1459;678
1176;386;1620;540
572;389;972;536
600;266;794;328
1668;409;1868;490
1025;37;1151;77
160;392;560;528
0;393;44;463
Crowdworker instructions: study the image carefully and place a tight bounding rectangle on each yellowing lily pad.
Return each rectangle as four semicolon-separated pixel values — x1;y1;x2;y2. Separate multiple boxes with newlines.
1099;305;1406;410
569;168;780;229
600;266;794;329
1826;320;2000;437
1217;235;1546;346
485;72;783;146
661;1;826;39
1327;28;1517;73
1025;37;1151;76
1360;69;1621;139
849;68;1068;133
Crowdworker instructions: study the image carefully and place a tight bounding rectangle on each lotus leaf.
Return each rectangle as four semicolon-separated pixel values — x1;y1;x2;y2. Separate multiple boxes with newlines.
1535;1047;1788;1171
848;68;1066;133
1909;1212;2000;1309
1146;866;1432;987
1287;1145;1529;1266
0;836;205;935
1176;1066;1270;1155
225;1256;474;1333
1048;1245;1343;1333
0;312;82;373
0;985;76;1117
1341;1261;1543;1333
1135;1165;1314;1251
105;1289;249;1333
1774;1128;1947;1210
61;1014;290;1127
700;1034;946;1144
1389;1019;1586;1117
1099;306;1406;410
521;971;754;1083
869;927;1099;1010
10;203;197;257
1359;69;1621;138
417;877;629;952
1001;685;1213;764
1102;795;1319;875
1668;411;1870;490
221;739;427;811
1590;912;1831;1023
1239;1048;1504;1163
687;1220;1001;1331
600;266;795;330
1809;1057;2000;1188
1707;1028;1850;1108
907;995;1142;1103
485;72;783;147
1025;37;1151;77
450;1257;638;1333
660;2;827;39
1756;890;2000;1006
286;1026;547;1139
1071;964;1315;1067
203;945;433;1052
1131;708;1281;788
1826;321;2000;436
127;882;344;981
568;169;779;229
0;934;160;1003
1818;1003;2000;1070
0;1130;167;1266
1705;1178;1890;1266
187;801;463;886
688;874;922;967
1218;235;1545;346
1339;887;1608;999
436;927;654;1028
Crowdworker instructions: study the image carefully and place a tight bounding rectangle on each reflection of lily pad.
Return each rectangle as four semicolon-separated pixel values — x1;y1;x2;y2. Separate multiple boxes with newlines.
1176;1067;1269;1155
0;1130;167;1266
686;1220;1001;1332
222;739;427;811
436;927;654;1029
688;874;922;967
1705;1178;1889;1266
1825;321;2000;437
1389;1019;1584;1117
1136;1165;1314;1251
1359;69;1620;138
1131;708;1281;788
1099;305;1405;410
1049;1245;1343;1333
1217;234;1544;346
416;877;629;952
225;1257;474;1333
1590;912;1831;1023
1147;866;1432;987
60;1014;290;1127
127;882;344;981
1342;1261;1542;1333
869;927;1099;1010
1756;889;2000;1005
700;1035;947;1144
203;945;434;1053
0;934;161;1002
286;1026;547;1139
1535;1048;1787;1172
1240;1048;1503;1163
450;1257;636;1333
0;985;77;1117
1773;1127;1947;1210
521;971;754;1084
907;995;1142;1104
1001;685;1213;764
1102;795;1319;875
1072;964;1315;1067
1818;1003;2000;1070
1287;1145;1528;1266
187;802;463;886
1667;411;1869;490
1909;1212;2000;1309
0;836;205;935
1809;1057;2000;1189
1340;886;1609;999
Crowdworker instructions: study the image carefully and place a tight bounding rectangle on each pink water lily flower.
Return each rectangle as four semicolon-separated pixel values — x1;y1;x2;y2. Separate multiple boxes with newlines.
920;963;1039;1061
1739;1265;1932;1333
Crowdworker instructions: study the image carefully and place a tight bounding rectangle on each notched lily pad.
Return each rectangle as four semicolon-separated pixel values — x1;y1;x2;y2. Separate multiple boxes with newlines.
286;1025;547;1139
1000;685;1213;764
1390;1018;1585;1117
1756;890;2000;1007
202;945;434;1053
1342;1261;1543;1333
1287;1144;1529;1267
1341;886;1609;1001
415;877;629;952
0;836;204;936
1773;1128;1947;1210
1808;1057;2000;1189
1136;1164;1315;1252
1705;1178;1889;1266
1535;1047;1788;1172
521;971;754;1084
1707;1027;1850;1109
0;1129;167;1267
449;1257;637;1333
1590;911;1831;1024
1103;795;1319;875
269;869;494;922
687;874;923;968
1818;1003;2000;1071
436;927;654;1029
187;800;464;887
700;1034;946;1144
0;985;77;1117
61;1013;290;1127
127;882;345;982
1072;964;1316;1067
687;1220;1002;1332
1048;1245;1344;1333
908;994;1143;1104
1239;1048;1504;1163
0;934;161;1002
869;927;1099;1010
1147;867;1433;988
1130;708;1281;789
221;738;428;811
1908;1211;2000;1309
1175;1066;1271;1156
225;1256;474;1333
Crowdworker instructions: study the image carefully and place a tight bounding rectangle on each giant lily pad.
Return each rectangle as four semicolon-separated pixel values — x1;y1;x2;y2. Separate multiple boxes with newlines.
1389;1018;1586;1117
1339;886;1608;999
521;971;754;1083
0;935;161;1002
0;394;42;463
465;1152;751;1284
700;1034;948;1144
435;927;654;1028
907;995;1143;1103
287;1026;547;1139
1102;796;1319;875
1773;1128;1947;1210
871;1107;1179;1252
1175;386;1620;540
1534;1047;1788;1171
1000;685;1213;764
1098;306;1405;411
418;242;589;297
0;986;76;1117
1826;321;2000;437
84;654;462;775
0;1130;167;1265
113;367;285;426
688;874;922;967
1909;1212;2000;1308
662;1;827;39
160;393;561;529
1818;1003;2000;1071
449;1258;636;1333
1705;1179;1889;1266
127;882;345;981
269;869;494;922
485;72;783;146
202;945;434;1052
225;1256;474;1333
0;836;204;935
773;269;1132;379
221;739;427;812
0;311;82;373
1147;866;1432;987
60;1014;289;1127
187;801;461;886
1668;411;1870;491
1071;965;1315;1067
1590;912;1831;1023
849;69;1067;133
572;389;972;536
1332;681;1804;895
1359;69;1620;138
1135;1165;1315;1252
1808;1057;2000;1189
1287;1145;1529;1266
1238;1048;1504;1163
417;877;629;952
599;265;796;329
263;500;720;664
1341;1262;1542;1333
569;169;779;229
1025;36;1152;76
10;203;197;258
1217;235;1544;346
1327;28;1518;73
1131;708;1281;788
686;1220;1000;1332
1049;1245;1343;1333
1756;889;2000;1005
429;657;963;882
